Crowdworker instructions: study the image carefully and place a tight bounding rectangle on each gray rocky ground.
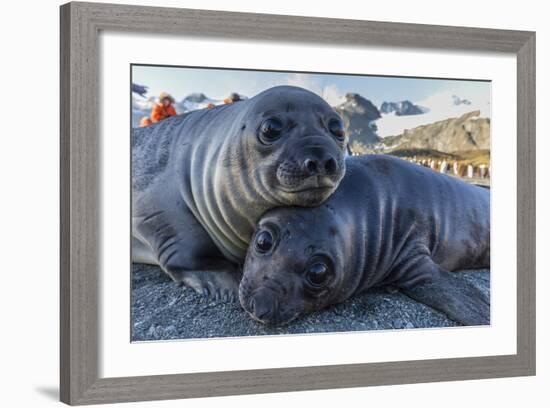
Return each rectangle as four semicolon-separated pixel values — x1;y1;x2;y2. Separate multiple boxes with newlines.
131;263;490;341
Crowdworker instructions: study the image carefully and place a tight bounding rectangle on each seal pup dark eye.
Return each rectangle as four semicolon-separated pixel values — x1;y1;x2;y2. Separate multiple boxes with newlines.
305;262;331;288
255;230;274;253
328;118;345;140
259;118;284;144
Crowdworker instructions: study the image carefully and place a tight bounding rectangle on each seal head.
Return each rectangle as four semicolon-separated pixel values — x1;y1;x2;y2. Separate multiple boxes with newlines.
239;205;351;325
233;85;347;207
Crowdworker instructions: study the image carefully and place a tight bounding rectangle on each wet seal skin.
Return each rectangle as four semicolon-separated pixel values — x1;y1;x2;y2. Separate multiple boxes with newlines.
131;86;347;300
240;155;490;325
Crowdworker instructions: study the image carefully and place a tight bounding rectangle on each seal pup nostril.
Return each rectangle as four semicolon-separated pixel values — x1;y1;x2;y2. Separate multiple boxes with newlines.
324;157;337;175
302;156;338;177
303;158;319;175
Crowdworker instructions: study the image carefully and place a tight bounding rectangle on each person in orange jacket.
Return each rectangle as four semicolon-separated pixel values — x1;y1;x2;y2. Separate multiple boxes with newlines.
140;91;177;127
151;92;177;122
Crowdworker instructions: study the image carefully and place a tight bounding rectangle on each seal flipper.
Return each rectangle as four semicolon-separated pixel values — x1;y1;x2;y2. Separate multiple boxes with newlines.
159;250;242;302
397;257;490;326
134;201;242;301
156;231;242;301
169;263;242;302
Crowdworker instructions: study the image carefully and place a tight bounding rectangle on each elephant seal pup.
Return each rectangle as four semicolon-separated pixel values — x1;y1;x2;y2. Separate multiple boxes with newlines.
240;155;490;325
132;86;347;299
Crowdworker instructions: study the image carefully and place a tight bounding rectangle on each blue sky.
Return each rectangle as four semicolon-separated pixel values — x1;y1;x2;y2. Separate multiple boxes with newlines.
132;64;490;108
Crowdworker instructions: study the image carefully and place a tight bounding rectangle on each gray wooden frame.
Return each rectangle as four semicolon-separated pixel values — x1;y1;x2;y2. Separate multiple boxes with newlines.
60;1;536;405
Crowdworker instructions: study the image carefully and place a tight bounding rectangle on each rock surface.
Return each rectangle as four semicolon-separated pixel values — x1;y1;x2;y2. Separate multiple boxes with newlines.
376;110;490;153
131;263;490;341
335;93;382;146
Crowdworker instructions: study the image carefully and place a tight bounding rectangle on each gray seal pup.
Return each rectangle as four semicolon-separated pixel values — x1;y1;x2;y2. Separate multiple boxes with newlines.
132;86;348;299
240;154;490;325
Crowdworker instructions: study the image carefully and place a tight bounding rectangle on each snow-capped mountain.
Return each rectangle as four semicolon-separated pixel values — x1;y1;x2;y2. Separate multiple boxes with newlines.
379;100;425;116
336;93;381;120
176;92;221;112
333;90;490;156
131;83;148;98
334;93;381;145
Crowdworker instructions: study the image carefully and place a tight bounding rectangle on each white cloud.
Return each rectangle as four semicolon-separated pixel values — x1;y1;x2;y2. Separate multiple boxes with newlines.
284;74;344;106
418;90;490;119
321;84;345;106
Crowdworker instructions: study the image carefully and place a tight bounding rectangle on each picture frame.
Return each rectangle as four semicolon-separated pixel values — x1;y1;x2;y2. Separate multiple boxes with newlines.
60;1;536;405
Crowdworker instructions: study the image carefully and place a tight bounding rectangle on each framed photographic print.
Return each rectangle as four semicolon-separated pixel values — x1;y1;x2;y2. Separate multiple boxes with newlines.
60;1;536;405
